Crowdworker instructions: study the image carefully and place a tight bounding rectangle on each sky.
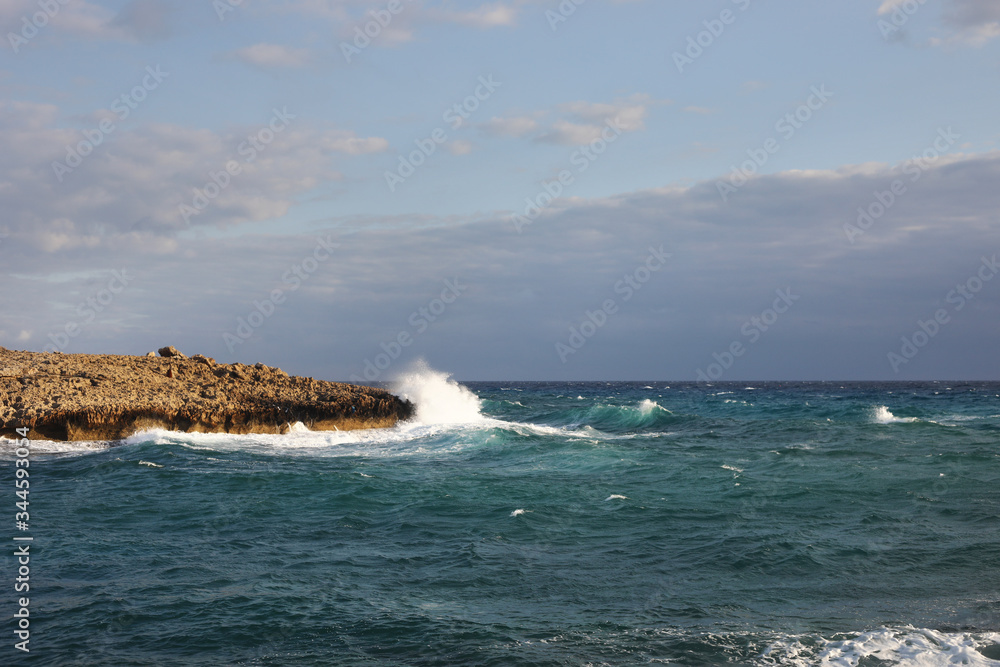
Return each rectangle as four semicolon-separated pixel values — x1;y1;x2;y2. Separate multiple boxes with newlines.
1;0;999;381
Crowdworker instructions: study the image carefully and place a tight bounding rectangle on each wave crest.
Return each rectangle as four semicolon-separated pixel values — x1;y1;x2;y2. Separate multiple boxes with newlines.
391;359;485;425
873;406;919;424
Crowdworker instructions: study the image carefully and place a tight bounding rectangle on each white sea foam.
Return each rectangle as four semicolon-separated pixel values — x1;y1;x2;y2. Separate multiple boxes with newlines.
0;436;113;456
510;509;526;517
605;494;627;501
761;626;1000;666
638;399;671;415
138;460;163;468
391;359;485;425
873;406;919;424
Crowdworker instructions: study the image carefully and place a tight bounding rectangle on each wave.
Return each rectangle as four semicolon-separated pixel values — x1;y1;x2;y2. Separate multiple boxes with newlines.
872;406;920;424
391;359;485;425
0;436;114;456
761;626;1000;666
559;399;678;433
0;362;494;458
3;370;669;459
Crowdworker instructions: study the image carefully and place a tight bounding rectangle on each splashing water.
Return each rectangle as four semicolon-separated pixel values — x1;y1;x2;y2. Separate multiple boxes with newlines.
873;405;919;424
391;360;485;425
638;399;664;414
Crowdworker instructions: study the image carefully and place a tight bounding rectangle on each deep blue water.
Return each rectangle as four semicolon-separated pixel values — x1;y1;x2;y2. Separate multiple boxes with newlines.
4;376;1000;665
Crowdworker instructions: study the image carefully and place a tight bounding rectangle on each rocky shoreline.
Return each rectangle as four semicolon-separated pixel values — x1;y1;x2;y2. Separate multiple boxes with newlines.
0;347;413;442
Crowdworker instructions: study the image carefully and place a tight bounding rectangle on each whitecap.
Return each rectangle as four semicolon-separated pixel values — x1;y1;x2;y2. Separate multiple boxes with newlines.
138;460;163;468
604;494;627;501
0;436;113;457
763;626;1000;666
510;509;526;517
638;399;670;414
391;359;484;425
873;405;919;424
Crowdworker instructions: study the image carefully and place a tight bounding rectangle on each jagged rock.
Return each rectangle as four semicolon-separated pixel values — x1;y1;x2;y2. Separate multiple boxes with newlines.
0;349;413;442
192;354;216;366
158;346;187;359
146;351;156;357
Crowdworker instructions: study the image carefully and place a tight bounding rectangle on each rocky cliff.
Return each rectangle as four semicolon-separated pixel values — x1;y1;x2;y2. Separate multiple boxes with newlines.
0;347;413;442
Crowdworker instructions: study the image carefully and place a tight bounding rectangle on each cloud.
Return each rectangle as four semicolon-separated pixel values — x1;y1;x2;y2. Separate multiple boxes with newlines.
0;101;387;251
880;0;1000;46
481;115;539;137
1;0;174;45
229;43;312;68
535;94;660;145
938;0;1000;45
431;1;520;28
478;95;665;146
109;0;174;42
538;119;611;146
5;150;1000;380
278;0;524;48
446;140;474;155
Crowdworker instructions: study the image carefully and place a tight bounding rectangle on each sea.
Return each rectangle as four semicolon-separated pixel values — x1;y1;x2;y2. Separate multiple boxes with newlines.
3;367;1000;666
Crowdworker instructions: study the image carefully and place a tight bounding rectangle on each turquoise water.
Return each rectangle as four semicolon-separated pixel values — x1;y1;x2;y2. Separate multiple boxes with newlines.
5;373;1000;665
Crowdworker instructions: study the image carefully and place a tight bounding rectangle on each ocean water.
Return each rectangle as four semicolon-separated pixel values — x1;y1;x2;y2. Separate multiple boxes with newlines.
3;370;1000;666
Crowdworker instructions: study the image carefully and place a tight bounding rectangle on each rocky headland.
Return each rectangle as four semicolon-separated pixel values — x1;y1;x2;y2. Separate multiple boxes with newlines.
0;347;413;442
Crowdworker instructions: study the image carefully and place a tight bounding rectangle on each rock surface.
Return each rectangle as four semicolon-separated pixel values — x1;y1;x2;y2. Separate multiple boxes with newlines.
0;347;413;442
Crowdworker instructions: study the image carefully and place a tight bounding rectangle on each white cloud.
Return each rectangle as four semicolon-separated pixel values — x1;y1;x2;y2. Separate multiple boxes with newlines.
535;94;662;145
481;115;539;137
540;119;608;146
276;0;522;48
931;21;1000;46
432;2;519;28
446;140;474;155
0;101;387;251
230;43;312;68
557;96;650;132
877;0;910;15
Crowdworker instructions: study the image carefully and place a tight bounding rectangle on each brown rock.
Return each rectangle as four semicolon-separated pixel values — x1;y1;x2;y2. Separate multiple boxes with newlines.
0;349;413;442
191;354;216;366
158;346;187;359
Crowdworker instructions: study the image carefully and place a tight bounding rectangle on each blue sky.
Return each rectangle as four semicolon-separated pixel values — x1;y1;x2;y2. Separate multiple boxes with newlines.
1;0;999;380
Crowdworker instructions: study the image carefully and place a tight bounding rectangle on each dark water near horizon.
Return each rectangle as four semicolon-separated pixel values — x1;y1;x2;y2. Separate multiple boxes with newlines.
3;375;1000;665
